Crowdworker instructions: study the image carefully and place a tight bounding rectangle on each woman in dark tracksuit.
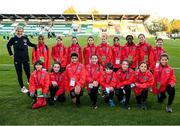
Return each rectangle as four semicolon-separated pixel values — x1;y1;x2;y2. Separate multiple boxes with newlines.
7;26;36;93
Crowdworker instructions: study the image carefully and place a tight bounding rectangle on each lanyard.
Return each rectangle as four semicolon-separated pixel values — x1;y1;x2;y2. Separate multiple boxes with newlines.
35;70;42;86
105;73;113;84
55;73;60;83
115;46;122;57
122;70;129;81
90;64;99;78
72;63;80;75
102;46;109;55
158;66;163;82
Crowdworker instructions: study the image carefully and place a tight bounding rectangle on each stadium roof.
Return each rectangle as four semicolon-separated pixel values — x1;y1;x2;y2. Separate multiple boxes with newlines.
0;14;150;21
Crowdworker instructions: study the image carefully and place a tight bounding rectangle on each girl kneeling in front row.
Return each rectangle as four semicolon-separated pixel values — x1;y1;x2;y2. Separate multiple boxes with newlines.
134;62;154;110
49;62;66;105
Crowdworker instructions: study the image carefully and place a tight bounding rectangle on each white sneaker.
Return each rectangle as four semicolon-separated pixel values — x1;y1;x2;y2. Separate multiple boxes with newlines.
21;86;29;93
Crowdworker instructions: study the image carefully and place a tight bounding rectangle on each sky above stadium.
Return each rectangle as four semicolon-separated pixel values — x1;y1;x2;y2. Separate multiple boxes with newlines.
0;0;179;20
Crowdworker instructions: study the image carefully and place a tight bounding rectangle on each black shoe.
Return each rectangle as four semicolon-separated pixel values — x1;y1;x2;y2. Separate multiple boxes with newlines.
141;103;147;110
49;99;55;106
123;105;131;110
92;103;98;109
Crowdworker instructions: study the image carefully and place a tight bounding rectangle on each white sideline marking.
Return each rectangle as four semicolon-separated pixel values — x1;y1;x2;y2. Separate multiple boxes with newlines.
0;64;180;70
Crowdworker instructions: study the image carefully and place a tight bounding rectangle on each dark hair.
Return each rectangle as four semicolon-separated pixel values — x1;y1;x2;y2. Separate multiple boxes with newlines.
126;35;134;40
51;61;62;73
122;59;130;66
139;62;149;70
113;36;119;42
72;36;80;46
56;36;62;41
71;52;78;58
138;34;145;39
38;35;44;40
160;53;169;60
156;38;163;42
105;62;114;70
35;60;43;66
87;36;94;41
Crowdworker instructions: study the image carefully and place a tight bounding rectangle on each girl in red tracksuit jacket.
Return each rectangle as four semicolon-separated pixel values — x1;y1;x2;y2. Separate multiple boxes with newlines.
29;60;50;105
150;38;166;70
67;37;82;64
51;36;67;72
137;34;154;71
123;35;138;70
32;35;50;70
49;62;66;104
96;35;113;68
116;60;135;109
152;53;176;113
111;36;124;72
64;53;86;107
85;54;103;109
134;62;154;110
83;36;97;65
100;62;117;107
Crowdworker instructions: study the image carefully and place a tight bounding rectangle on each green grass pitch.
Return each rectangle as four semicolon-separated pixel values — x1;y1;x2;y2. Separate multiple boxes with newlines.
0;35;180;125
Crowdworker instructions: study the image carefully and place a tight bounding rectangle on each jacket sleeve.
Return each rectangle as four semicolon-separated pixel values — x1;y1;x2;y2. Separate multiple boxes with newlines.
7;38;14;56
137;73;154;89
64;70;70;92
55;74;65;96
27;37;36;47
43;73;50;94
76;65;86;88
32;48;37;64
168;69;176;86
149;48;155;70
120;71;134;87
110;73;117;88
47;47;50;70
51;46;57;62
79;47;83;63
29;73;36;94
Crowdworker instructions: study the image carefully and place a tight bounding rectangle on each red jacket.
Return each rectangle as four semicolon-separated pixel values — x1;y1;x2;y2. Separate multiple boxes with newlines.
51;43;67;68
49;72;65;96
137;42;154;70
100;71;117;90
150;47;165;70
85;63;104;92
123;43;138;69
29;69;50;94
67;44;82;64
64;62;85;92
83;44;97;65
96;42;113;67
32;43;50;70
133;70;154;96
152;64;176;94
116;68;135;88
111;43;124;69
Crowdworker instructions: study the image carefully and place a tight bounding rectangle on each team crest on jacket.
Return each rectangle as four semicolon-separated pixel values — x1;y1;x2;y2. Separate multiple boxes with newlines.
143;77;148;81
133;47;136;51
166;69;170;73
59;76;62;81
77;66;81;71
44;47;47;52
144;47;148;51
41;73;45;79
23;39;27;43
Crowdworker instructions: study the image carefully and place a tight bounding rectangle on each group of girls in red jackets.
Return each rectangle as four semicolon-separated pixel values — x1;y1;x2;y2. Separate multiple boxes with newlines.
29;34;176;113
